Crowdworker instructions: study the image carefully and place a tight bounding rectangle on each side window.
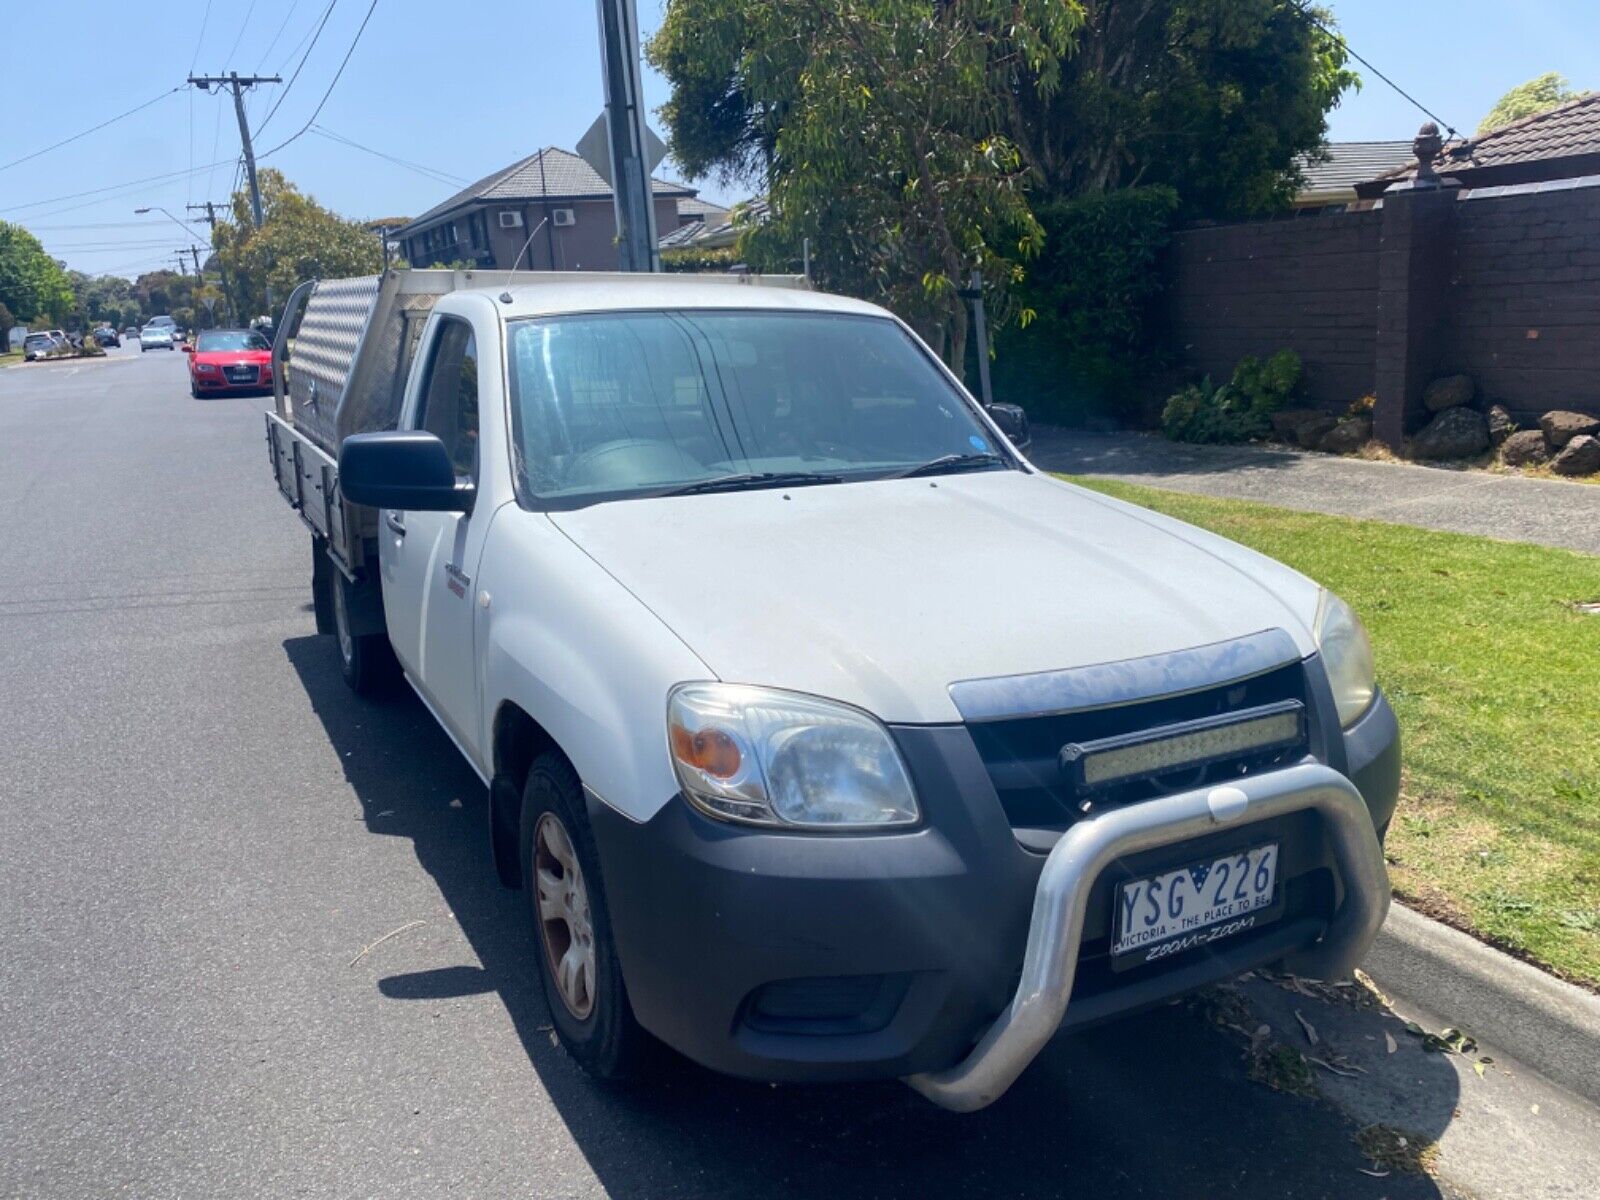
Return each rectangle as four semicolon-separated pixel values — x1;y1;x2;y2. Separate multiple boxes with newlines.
415;320;480;479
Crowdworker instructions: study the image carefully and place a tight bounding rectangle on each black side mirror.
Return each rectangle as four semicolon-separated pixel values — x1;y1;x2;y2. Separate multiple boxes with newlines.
339;432;475;512
984;402;1031;450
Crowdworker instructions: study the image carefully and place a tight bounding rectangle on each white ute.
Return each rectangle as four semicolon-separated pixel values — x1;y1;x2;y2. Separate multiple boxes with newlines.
266;269;1398;1110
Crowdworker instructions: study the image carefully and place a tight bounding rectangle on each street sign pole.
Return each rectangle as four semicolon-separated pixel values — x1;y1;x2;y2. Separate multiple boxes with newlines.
595;0;659;272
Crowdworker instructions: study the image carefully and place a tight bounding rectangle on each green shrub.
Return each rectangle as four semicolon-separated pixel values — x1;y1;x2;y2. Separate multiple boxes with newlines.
1162;350;1302;443
989;186;1179;425
661;245;740;273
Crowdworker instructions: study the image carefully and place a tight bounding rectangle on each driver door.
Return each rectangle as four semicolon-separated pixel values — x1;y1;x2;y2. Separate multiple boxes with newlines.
382;316;488;759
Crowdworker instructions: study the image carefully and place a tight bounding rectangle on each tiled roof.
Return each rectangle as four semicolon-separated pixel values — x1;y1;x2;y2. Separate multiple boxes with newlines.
1369;92;1600;187
658;198;768;252
396;147;694;237
1295;142;1415;197
676;196;730;221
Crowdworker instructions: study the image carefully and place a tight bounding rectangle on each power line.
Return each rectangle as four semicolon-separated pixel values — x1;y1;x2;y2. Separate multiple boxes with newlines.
257;0;341;136
0;158;241;215
1293;4;1462;141
310;124;467;185
0;88;184;173
189;0;215;74
224;0;262;63
259;0;306;67
259;0;381;160
26;220;175;230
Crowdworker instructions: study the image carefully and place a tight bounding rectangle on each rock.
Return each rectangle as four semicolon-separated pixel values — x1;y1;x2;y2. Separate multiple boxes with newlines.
1410;407;1490;460
1499;429;1550;467
1292;415;1339;448
1317;417;1373;455
1539;410;1600;448
1270;408;1324;441
1486;404;1516;446
1550;434;1600;476
1423;374;1475;412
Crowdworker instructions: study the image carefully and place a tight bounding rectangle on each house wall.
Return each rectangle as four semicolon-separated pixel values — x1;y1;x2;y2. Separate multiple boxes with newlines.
469;195;688;272
1443;182;1600;422
1166;176;1600;430
1168;211;1380;410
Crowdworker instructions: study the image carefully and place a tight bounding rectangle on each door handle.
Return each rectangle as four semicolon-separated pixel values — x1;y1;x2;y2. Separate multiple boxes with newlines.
385;512;407;537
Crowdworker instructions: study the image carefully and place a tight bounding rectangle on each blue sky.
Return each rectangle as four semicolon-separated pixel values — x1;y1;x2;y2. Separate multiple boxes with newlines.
2;0;1597;279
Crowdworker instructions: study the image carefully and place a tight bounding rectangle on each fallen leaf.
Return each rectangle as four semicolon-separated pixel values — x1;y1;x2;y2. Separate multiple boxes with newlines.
1384;1031;1398;1055
1531;1104;1540;1116
1295;1010;1320;1046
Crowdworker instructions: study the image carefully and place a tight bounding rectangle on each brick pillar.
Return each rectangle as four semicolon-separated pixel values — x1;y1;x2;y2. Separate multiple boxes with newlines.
1373;178;1458;448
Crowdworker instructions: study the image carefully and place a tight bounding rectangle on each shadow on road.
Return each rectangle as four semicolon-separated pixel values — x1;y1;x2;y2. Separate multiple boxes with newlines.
285;634;1453;1199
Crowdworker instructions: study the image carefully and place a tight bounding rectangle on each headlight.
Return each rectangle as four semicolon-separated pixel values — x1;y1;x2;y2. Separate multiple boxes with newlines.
1315;589;1376;728
667;683;919;829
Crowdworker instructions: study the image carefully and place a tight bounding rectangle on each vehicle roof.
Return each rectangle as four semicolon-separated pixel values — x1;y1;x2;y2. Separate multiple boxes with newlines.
478;278;891;322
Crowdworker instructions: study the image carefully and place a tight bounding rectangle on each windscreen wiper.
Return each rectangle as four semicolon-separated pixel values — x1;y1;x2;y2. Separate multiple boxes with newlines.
890;452;1006;480
659;471;844;497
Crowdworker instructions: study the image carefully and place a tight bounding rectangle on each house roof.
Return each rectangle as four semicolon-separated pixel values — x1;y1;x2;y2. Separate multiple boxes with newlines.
1294;141;1416;200
1365;92;1600;190
658;198;768;252
676;196;730;222
395;147;695;238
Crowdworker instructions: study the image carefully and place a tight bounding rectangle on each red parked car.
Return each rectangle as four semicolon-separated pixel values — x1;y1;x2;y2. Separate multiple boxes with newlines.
185;328;273;398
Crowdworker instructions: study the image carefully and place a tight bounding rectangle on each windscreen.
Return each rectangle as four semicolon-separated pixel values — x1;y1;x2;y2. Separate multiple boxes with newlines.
507;310;1002;504
197;331;270;352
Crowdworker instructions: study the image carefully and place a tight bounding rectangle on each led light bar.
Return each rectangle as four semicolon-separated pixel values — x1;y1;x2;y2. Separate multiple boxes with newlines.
1060;701;1305;790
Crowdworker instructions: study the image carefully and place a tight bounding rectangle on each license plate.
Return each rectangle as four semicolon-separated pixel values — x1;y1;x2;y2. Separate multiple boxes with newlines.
227;368;254;382
1112;843;1279;966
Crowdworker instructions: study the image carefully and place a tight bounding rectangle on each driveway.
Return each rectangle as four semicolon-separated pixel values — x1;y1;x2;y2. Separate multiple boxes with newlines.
4;351;1584;1196
1027;427;1600;556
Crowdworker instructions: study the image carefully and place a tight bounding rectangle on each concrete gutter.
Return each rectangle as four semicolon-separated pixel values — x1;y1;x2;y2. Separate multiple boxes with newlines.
1365;902;1600;1106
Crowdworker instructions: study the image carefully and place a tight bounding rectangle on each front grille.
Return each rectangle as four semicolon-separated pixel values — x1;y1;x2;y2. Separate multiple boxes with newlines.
226;365;258;383
968;661;1311;832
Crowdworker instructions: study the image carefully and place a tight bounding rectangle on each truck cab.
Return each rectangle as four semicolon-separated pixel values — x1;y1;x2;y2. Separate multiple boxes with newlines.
266;271;1397;1111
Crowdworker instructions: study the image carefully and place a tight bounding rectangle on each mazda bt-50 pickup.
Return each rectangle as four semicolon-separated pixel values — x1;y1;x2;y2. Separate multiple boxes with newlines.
264;269;1397;1111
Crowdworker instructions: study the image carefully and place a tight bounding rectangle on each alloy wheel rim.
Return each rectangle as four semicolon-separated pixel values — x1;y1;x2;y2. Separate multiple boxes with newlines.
533;812;597;1020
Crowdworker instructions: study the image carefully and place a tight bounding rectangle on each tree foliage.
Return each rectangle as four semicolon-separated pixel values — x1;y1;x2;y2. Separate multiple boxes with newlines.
1010;0;1356;219
648;0;1083;368
213;169;383;320
0;221;75;323
990;186;1178;423
1479;72;1578;134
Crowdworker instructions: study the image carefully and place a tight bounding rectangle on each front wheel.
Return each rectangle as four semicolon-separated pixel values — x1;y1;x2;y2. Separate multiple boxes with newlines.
520;753;649;1081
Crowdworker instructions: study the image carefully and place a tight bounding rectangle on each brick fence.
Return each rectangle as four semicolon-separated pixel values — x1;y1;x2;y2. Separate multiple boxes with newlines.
1167;175;1600;446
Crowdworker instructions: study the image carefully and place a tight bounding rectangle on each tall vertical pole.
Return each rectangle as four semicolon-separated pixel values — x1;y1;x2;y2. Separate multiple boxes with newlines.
969;271;994;406
596;0;659;272
188;245;204;279
230;73;265;230
188;74;279;229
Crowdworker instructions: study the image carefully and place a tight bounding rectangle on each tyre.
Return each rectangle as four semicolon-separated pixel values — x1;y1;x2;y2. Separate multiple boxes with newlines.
520;753;648;1081
190;381;200;398
330;570;397;695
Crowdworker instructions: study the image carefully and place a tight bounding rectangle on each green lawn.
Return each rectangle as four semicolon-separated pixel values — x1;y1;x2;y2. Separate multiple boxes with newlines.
1068;477;1600;987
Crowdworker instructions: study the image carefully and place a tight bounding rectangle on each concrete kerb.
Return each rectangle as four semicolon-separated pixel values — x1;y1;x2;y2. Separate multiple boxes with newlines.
1364;902;1600;1107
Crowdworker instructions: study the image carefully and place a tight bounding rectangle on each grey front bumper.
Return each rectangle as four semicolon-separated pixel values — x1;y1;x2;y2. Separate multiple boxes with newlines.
905;762;1390;1111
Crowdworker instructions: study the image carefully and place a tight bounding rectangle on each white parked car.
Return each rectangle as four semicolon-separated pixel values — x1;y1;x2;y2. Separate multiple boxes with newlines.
23;332;58;361
139;326;174;352
265;271;1397;1111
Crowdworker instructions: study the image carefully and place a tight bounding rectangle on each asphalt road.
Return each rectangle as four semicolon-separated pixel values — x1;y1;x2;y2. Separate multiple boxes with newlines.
0;345;1452;1198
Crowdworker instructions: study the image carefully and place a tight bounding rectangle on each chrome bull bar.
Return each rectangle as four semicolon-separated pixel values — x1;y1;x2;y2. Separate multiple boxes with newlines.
905;763;1390;1112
